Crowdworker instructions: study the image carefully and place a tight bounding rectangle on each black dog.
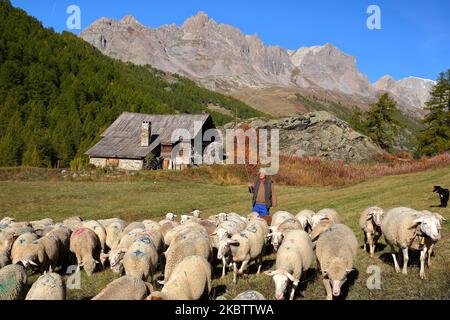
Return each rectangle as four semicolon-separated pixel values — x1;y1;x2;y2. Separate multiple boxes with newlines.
433;186;449;208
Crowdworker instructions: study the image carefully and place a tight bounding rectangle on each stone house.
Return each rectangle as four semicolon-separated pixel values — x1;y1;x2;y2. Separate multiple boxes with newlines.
85;112;215;170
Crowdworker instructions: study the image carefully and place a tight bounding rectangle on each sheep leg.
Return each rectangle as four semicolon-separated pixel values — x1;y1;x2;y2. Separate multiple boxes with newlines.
323;277;333;300
289;280;299;300
256;254;263;275
232;262;238;284
391;246;400;273
402;248;409;275
366;233;374;257
427;244;434;267
238;259;249;275
420;247;428;280
221;257;227;278
363;233;368;252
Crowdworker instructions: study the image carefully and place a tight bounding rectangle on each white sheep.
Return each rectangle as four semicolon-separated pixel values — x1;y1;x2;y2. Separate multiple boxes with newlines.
10;232;39;264
162;230;212;283
271;211;294;228
12;234;60;273
213;219;247;278
123;236;159;282
69;228;101;276
417;210;446;267
142;220;161;232
227;219;269;283
359;207;384;257
62;216;83;232
92;275;153;300
295;209;315;231
25;272;66;300
316;224;358;300
264;230;314;300
83;220;107;254
311;208;341;229
105;220;126;251
148;256;211;300
159;212;178;225
270;218;303;251
0;264;28;300
381;207;441;279
0;251;10;268
163;222;208;247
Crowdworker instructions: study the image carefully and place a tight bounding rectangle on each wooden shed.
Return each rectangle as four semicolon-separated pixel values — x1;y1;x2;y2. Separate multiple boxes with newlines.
85;112;215;170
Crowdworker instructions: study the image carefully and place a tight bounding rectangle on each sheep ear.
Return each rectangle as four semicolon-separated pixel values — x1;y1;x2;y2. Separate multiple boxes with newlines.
157;280;165;285
210;232;217;236
264;270;276;276
414;217;425;225
286;273;296;282
29;260;38;266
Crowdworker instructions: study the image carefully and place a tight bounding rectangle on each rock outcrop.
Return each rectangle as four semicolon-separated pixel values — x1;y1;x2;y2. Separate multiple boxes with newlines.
223;111;383;162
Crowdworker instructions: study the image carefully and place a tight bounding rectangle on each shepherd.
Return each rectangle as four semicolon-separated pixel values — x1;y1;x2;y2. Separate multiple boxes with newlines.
248;168;277;225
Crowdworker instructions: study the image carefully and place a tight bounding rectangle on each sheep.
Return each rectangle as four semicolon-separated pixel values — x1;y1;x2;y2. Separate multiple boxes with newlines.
83;220;107;254
141;230;164;255
270;218;303;251
381;207;441;279
0;251;11;268
62;216;83;232
311;209;341;229
163;222;208;247
226;220;269;283
122;236;159;282
264;230;314;300
271;211;294;228
69;228;101;276
234;290;267;300
98;218;125;229
92;275;153;300
10;232;39;264
105;220;126;251
159;221;178;238
0;217;15;226
142;220;161;232
359;207;384;257
30;218;53;231
148;256;211;300
309;220;334;244
12;235;60;273
213;219;247;278
159;212;178;225
295;209;315;231
0;264;28;300
417;211;446;267
162;230;212;283
47;226;72;267
25;272;66;300
122;221;145;235
0;228;18;254
316;224;358;300
106;228;148;274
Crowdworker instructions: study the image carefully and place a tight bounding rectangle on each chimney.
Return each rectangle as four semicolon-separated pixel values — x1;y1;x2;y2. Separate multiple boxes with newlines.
141;121;151;147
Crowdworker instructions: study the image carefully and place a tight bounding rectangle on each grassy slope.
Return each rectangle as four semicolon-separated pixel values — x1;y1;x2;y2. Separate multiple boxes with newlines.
1;166;449;300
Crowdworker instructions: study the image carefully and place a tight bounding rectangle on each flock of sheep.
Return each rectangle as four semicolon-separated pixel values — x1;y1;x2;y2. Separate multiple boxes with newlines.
0;206;445;300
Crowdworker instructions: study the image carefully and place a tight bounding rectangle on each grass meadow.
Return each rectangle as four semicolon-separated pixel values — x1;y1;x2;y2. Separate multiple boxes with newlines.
1;165;449;300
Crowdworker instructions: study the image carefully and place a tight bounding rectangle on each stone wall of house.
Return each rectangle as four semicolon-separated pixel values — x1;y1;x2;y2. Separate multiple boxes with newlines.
89;158;107;167
118;159;144;171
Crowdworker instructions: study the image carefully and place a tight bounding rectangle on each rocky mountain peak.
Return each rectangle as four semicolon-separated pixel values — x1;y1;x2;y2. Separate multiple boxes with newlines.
182;11;215;32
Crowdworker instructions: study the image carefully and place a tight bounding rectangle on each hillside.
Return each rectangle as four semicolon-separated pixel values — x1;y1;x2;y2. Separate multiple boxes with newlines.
0;1;263;168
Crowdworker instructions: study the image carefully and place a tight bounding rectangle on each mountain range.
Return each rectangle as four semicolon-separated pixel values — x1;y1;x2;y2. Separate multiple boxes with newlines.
80;12;435;117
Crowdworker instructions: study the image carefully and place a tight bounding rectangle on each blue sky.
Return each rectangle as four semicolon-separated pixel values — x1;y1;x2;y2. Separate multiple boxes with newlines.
11;0;450;83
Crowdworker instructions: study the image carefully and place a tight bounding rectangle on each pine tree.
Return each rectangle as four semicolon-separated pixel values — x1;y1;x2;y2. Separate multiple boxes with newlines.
349;106;368;134
365;93;400;150
418;70;450;156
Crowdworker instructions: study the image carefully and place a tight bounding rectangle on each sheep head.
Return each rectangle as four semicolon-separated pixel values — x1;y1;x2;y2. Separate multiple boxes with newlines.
216;229;231;260
264;269;296;300
414;216;441;241
165;213;177;221
322;258;352;297
191;210;201;218
368;207;384;226
269;227;283;251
